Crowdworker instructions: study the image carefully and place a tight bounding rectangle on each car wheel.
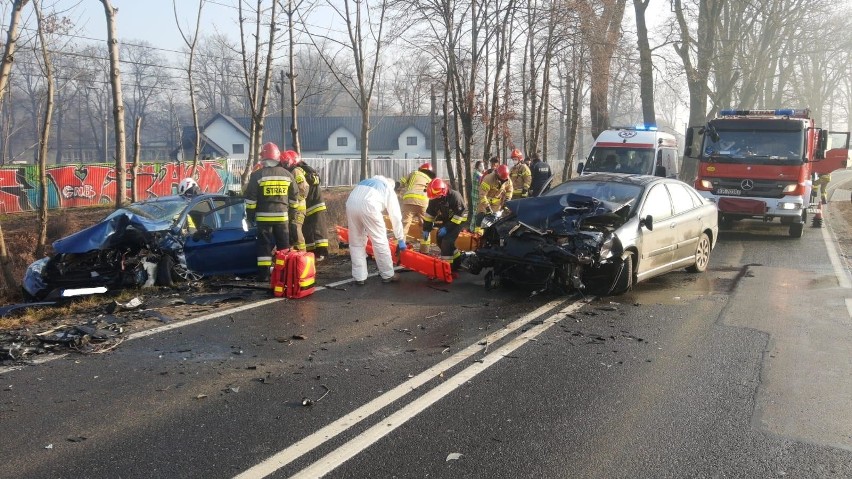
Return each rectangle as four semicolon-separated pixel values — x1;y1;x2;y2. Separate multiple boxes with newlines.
156;255;177;287
686;233;711;273
608;251;634;295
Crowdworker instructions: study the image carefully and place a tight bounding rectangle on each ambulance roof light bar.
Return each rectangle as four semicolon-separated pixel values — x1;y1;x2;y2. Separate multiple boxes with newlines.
611;125;659;131
718;108;810;119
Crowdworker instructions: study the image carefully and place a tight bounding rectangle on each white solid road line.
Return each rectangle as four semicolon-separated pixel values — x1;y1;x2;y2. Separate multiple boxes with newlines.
233;298;573;479
285;301;586;479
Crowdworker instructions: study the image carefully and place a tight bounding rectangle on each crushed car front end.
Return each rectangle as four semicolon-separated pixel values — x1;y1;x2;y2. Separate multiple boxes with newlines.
467;193;631;295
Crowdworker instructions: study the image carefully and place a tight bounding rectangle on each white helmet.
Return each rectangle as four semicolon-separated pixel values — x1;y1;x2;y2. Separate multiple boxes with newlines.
178;177;198;196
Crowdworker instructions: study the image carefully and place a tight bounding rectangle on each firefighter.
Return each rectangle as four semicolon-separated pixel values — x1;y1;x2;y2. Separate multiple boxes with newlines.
509;148;532;198
280;149;309;251
345;175;407;285
244;142;297;282
815;172;831;205
297;155;330;261
475;164;513;229
399;162;436;243
422;178;467;271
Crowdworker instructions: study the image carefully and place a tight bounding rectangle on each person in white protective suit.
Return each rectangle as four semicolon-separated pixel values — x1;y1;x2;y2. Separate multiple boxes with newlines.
345;175;408;285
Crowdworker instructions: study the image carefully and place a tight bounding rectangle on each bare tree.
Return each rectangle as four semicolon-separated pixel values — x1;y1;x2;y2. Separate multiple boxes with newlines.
32;0;54;258
577;0;627;139
100;0;128;208
672;0;723;127
305;0;389;180
123;42;173;157
238;0;280;185
0;0;29;292
174;0;205;170
633;0;655;126
196;33;245;117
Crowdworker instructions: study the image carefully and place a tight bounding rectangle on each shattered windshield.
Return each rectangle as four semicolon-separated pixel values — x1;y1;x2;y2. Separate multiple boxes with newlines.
105;198;188;223
702;119;805;164
584;148;654;174
546;180;642;207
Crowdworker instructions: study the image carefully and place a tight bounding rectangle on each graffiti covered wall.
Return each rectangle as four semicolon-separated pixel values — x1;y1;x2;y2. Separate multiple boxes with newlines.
0;160;239;214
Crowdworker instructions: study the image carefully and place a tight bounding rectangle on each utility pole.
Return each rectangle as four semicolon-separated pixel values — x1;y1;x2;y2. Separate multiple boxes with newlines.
430;84;437;170
278;69;286;148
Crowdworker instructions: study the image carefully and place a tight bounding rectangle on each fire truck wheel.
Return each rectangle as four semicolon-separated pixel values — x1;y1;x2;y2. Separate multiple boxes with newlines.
686;233;711;273
789;222;804;238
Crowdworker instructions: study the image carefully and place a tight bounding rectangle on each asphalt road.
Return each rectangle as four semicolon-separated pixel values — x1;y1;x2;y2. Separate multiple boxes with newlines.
3;178;852;478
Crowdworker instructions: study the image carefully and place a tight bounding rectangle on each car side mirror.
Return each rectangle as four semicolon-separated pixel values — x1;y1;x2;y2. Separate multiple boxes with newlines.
576;162;584;174
655;165;667;177
192;224;213;242
640;214;654;231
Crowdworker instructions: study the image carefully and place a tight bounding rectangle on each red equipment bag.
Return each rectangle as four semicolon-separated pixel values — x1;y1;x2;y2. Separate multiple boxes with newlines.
271;249;316;298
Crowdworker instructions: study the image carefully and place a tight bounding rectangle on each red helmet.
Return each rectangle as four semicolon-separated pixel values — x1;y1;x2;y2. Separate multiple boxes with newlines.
419;162;433;172
426;178;449;199
496;164;510;180
510;148;524;161
280;149;300;167
261;142;280;161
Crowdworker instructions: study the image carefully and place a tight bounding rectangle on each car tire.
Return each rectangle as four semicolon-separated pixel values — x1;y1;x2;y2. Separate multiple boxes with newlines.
686;233;711;273
609;251;634;295
156;255;177;287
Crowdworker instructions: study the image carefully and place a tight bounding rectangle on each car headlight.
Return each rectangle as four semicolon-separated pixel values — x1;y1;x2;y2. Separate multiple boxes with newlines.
599;237;614;260
777;202;801;210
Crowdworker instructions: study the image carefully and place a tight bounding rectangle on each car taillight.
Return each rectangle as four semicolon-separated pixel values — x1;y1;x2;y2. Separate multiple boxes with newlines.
695;179;713;191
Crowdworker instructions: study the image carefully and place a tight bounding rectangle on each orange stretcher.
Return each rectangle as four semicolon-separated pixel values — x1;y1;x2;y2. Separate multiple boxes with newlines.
336;226;454;283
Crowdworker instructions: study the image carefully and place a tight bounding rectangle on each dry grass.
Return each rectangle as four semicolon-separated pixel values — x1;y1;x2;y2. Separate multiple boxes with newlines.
1;206;113;304
0;187;353;306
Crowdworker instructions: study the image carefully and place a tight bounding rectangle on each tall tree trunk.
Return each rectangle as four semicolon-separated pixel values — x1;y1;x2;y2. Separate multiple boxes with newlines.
34;0;53;259
100;0;128;208
633;0;656;127
0;0;29;292
580;0;626;138
287;0;301;154
132;116;141;202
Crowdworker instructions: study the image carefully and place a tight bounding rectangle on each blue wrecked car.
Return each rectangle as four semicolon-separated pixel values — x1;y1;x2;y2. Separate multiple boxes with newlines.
23;194;258;301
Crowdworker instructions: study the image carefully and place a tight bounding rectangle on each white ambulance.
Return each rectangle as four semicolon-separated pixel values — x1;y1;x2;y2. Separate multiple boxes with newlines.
577;127;680;178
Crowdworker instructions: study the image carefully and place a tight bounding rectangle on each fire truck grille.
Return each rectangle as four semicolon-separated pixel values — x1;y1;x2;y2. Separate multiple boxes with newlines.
711;178;787;199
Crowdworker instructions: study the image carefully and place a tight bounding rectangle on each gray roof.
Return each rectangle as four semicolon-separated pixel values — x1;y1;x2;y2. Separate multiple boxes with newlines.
234;115;442;151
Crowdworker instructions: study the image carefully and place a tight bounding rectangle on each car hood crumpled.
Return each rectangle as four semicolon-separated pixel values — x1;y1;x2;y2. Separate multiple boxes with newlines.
503;193;629;234
52;213;175;254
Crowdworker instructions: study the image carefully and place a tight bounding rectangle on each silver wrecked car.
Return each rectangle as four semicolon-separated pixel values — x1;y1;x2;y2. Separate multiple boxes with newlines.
466;173;718;295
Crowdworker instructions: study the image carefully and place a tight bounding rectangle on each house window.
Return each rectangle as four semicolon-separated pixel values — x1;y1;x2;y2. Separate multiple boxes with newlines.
407;136;418;146
232;144;245;154
337;137;348;147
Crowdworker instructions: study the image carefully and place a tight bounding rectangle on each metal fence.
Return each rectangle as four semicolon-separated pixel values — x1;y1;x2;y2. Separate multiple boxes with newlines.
226;157;569;190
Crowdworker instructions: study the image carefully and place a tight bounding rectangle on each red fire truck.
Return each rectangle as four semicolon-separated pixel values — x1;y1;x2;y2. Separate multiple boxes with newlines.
685;108;848;238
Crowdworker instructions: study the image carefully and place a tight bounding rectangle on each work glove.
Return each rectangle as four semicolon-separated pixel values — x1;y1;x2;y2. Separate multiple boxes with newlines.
397;240;407;252
522;188;529;196
422;230;430;241
438;227;447;238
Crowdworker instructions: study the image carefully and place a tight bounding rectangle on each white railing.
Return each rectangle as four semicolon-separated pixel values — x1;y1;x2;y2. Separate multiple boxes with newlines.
225;157;568;191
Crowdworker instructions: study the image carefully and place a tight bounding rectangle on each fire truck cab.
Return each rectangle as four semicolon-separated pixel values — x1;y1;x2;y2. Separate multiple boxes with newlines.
685;108;844;238
577;127;680;178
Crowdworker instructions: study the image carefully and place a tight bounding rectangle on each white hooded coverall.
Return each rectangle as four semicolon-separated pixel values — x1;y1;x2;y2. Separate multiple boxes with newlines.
345;175;405;281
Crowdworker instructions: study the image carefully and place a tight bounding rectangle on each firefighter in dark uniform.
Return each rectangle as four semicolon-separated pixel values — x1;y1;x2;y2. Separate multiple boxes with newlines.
244;142;297;281
421;178;468;271
297;156;330;260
